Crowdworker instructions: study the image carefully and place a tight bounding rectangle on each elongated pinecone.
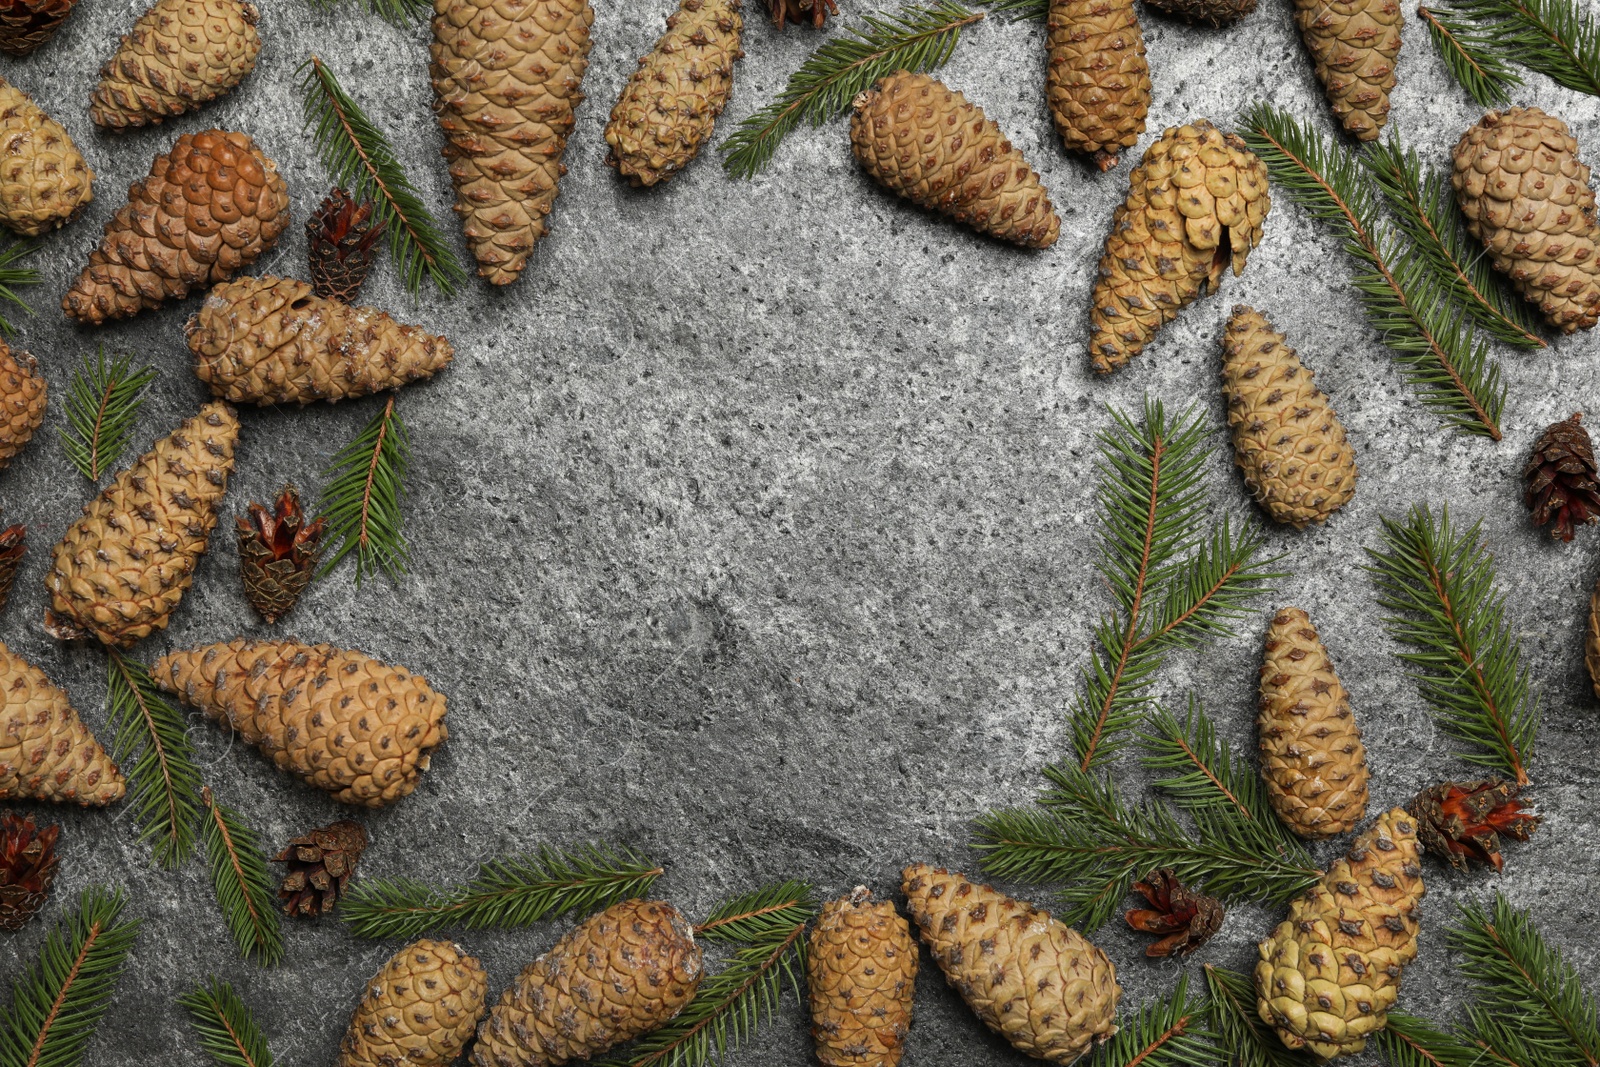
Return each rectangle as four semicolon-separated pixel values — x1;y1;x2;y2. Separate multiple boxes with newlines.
768;0;834;26
276;819;367;916
1143;0;1255;25
0;77;94;238
237;486;326;625
307;188;382;303
341;940;488;1067
1293;0;1401;142
808;887;917;1067
0;342;45;471
0;640;125;806
1523;412;1600;542
1409;780;1537;872
0;522;23;614
90;0;261;129
0;812;58;930
1588;577;1600;700
0;0;77;56
1125;869;1224;958
1046;0;1151;171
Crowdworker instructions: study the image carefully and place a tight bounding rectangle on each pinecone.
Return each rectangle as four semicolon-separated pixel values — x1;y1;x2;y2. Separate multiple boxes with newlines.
62;129;289;325
1046;0;1151;171
0;812;58;930
431;0;594;286
0;77;93;237
850;72;1060;248
1409;780;1537;872
276;819;367;916
1453;108;1600;332
0;522;23;615
236;485;326;625
1258;607;1370;839
1124;869;1224;958
1223;305;1357;528
340;939;488;1067
807;886;917;1067
307;188;382;303
0;342;45;470
1090;120;1270;374
768;0;835;27
473;899;703;1067
1522;412;1600;541
187;276;456;406
605;0;744;188
1256;808;1424;1059
1293;0;1402;142
154;639;449;808
1142;0;1255;26
901;864;1120;1064
89;0;261;130
1588;576;1600;700
0;640;125;806
0;0;74;54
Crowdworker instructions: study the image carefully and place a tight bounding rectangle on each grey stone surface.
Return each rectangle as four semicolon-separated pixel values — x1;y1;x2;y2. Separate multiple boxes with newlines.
0;0;1596;1063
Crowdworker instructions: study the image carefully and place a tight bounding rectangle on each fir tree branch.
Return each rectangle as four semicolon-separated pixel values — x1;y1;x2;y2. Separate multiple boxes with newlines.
1420;0;1600;99
341;843;663;940
979;0;1046;18
1093;973;1218;1067
0;887;140;1067
106;651;203;868
694;881;815;943
299;56;465;295
0;240;38;338
1241;103;1506;440
1365;506;1538;786
57;349;157;483
200;788;283;967
317;395;411;584
305;0;429;27
1203;965;1304;1067
720;2;985;178
178;979;275;1067
1418;4;1525;106
1377;1012;1482;1067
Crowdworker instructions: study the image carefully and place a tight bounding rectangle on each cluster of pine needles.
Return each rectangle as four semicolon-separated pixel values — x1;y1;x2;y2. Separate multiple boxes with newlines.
1421;0;1600;105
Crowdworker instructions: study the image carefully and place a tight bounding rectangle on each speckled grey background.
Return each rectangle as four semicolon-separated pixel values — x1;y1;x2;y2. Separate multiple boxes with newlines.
0;0;1595;1063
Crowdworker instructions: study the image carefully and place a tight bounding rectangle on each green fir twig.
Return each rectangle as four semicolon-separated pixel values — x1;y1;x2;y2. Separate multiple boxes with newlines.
57;349;157;482
1418;4;1525;105
200;788;283;966
106;651;203;868
979;0;1046;18
306;0;429;27
1090;973;1218;1067
1376;1012;1482;1067
1419;0;1600;101
693;881;815;943
178;978;275;1067
721;2;985;178
0;240;38;337
317;395;411;584
1203;965;1305;1067
341;843;663;940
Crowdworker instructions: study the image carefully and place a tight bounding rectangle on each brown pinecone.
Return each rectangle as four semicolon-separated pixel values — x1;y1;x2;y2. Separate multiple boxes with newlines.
307;188;382;303
0;522;23;615
1046;0;1151;171
1143;0;1255;26
89;0;261;129
0;640;125;806
1125;869;1224;958
237;486;326;625
768;0;834;26
275;819;367;916
0;341;45;471
0;0;77;56
1587;576;1600;700
807;886;917;1067
341;939;488;1067
1523;412;1600;542
1293;0;1402;142
0;812;58;930
1409;780;1538;872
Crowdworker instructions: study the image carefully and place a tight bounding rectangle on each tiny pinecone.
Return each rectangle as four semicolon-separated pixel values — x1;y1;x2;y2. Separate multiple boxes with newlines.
89;0;261;130
850;72;1060;249
307;188;382;303
1089;120;1270;374
0;812;58;930
44;403;239;649
0;640;125;806
1292;0;1402;142
1409;780;1538;872
236;486;326;625
1258;607;1370;839
807;886;918;1067
1256;808;1425;1060
0;523;22;614
1045;0;1151;171
1222;305;1357;528
1142;0;1255;26
339;939;488;1067
473;899;703;1067
154;639;449;808
0;0;77;55
0;77;93;237
1588;576;1600;700
768;0;835;27
276;819;367;916
1453;107;1600;332
187;276;456;406
431;0;595;286
1522;412;1600;542
0;342;45;470
1124;869;1225;958
901;864;1120;1065
604;0;744;188
62;129;289;325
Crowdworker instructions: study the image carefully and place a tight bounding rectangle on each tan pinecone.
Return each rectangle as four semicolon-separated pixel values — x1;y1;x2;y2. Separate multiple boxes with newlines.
1453;107;1600;333
0;812;58;930
1256;808;1424;1059
340;939;488;1067
0;342;45;470
154;639;449;808
236;485;326;625
851;71;1060;248
1090;120;1270;374
901;864;1120;1064
276;819;367;916
808;886;918;1067
1223;306;1357;528
0;523;22;614
1258;607;1370;839
1045;0;1151;171
1588;576;1600;700
89;0;261;130
0;0;78;55
431;0;594;285
307;188;382;303
473;899;703;1067
1143;0;1254;25
44;403;239;649
187;276;455;406
62;130;289;325
1292;0;1401;142
0;640;125;806
605;0;744;187
0;78;93;237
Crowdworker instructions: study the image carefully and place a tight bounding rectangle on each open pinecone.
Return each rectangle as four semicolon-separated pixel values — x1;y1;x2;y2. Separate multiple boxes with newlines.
307;188;382;303
275;819;367;916
768;0;835;26
1410;780;1538;872
0;0;77;56
1125;868;1225;957
237;486;326;625
0;522;22;614
0;812;59;930
1523;412;1600;542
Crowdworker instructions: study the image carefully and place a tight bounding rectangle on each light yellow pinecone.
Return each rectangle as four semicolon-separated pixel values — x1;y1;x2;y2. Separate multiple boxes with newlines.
0;341;45;470
807;886;918;1067
1045;0;1151;170
339;940;488;1067
89;0;261;129
0;640;125;806
0;76;92;237
1292;0;1401;142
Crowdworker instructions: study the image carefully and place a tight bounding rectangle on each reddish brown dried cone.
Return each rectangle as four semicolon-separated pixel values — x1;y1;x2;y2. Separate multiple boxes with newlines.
1143;0;1255;26
0;640;125;806
1125;869;1224;958
1523;412;1600;542
276;819;367;917
237;486;325;625
0;523;23;615
1587;576;1600;700
1293;0;1402;141
769;0;834;26
340;939;489;1067
307;188;382;303
89;0;262;129
1046;0;1152;171
807;886;918;1067
1409;780;1538;872
0;812;58;930
0;342;45;471
0;0;77;56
